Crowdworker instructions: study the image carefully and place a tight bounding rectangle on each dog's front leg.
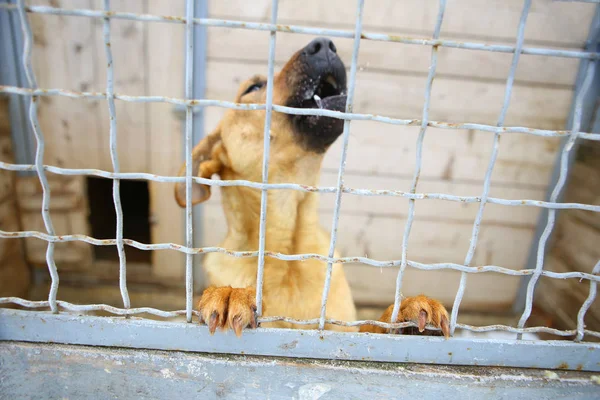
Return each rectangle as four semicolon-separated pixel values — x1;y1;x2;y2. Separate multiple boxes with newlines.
198;286;258;337
359;295;451;338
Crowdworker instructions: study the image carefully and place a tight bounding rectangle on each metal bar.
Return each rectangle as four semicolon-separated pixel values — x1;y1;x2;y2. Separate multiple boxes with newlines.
1;309;599;371
513;6;600;314
318;0;365;330
184;0;195;323
15;0;59;313
102;0;129;311
1;4;599;60
255;0;279;318
576;260;600;341
0;301;599;339
450;0;532;335
391;0;447;327
517;60;598;338
2;229;600;283
191;0;208;289
3;85;600;139
2;160;600;212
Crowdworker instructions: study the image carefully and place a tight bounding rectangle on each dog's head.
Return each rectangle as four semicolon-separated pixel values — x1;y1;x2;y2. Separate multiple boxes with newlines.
175;37;347;207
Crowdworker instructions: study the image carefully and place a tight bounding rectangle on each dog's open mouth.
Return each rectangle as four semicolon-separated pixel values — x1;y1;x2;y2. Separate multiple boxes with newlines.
298;74;347;111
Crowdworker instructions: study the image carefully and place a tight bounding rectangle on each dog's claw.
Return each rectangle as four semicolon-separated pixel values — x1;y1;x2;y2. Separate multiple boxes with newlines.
208;311;219;335
440;315;450;338
231;315;244;337
418;310;427;333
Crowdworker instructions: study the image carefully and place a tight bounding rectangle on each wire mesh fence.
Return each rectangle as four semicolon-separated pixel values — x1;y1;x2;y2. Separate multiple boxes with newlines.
1;0;600;365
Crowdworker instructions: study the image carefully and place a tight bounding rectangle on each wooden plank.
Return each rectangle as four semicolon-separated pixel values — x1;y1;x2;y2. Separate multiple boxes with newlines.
91;0;149;172
0;197;23;261
16;175;83;212
535;257;600;335
206;30;580;86
28;0;101;169
146;0;185;279
205;106;561;187
205;60;572;130
16;175;92;270
0;97;30;299
19;210;91;269
209;0;596;48
551;214;600;273
0;245;30;299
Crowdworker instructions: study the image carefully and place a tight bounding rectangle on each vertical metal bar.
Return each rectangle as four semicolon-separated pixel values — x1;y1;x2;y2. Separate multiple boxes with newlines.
318;0;365;330
576;260;600;341
390;0;447;326
15;0;59;313
192;0;208;289
513;5;600;314
517;60;597;338
184;0;195;323
449;0;532;336
102;0;130;311
255;0;279;316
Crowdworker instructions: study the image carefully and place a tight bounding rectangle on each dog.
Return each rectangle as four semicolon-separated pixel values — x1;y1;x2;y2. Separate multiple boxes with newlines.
175;37;450;338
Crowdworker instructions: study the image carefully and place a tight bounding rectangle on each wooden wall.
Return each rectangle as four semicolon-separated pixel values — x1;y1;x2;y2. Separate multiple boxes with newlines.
24;0;186;281
535;139;600;339
10;0;597;311
0;98;30;299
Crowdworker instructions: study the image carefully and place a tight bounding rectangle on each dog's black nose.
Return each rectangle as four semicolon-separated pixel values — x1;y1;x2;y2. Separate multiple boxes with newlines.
303;37;337;58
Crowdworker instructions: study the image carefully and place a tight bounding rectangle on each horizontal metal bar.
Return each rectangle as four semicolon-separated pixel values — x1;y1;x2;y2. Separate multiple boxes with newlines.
1;309;599;371
2;85;600;139
1;229;599;283
0;299;598;340
0;4;598;60
1;161;600;212
2;300;599;339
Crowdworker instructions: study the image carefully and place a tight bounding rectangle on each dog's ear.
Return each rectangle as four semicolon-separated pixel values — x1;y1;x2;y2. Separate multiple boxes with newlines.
174;126;224;207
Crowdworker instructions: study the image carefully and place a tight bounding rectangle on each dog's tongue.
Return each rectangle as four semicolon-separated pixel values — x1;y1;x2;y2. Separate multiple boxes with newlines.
319;94;347;112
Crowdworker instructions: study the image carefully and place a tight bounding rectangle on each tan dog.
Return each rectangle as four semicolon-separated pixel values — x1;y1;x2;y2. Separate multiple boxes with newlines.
175;37;450;338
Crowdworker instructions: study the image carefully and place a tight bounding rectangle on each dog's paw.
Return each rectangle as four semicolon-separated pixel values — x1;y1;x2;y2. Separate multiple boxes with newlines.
360;295;450;338
197;286;258;337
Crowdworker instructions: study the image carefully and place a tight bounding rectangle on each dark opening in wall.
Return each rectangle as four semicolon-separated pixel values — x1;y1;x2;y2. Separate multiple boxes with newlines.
86;177;151;263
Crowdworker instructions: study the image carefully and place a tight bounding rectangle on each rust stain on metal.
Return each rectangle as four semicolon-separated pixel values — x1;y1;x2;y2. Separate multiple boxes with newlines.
163;15;185;23
278;340;298;350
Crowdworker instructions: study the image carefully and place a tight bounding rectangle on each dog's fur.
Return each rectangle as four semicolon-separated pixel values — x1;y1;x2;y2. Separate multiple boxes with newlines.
175;38;450;337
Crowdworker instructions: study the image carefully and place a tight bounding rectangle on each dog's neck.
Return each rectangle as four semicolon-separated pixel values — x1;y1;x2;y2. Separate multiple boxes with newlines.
218;162;325;255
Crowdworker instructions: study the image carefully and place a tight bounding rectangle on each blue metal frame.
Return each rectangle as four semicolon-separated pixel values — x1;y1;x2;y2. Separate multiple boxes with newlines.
1;309;599;372
0;0;34;173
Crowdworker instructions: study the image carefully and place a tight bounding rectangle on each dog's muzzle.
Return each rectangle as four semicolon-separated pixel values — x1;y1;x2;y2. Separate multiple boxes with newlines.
286;37;348;153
